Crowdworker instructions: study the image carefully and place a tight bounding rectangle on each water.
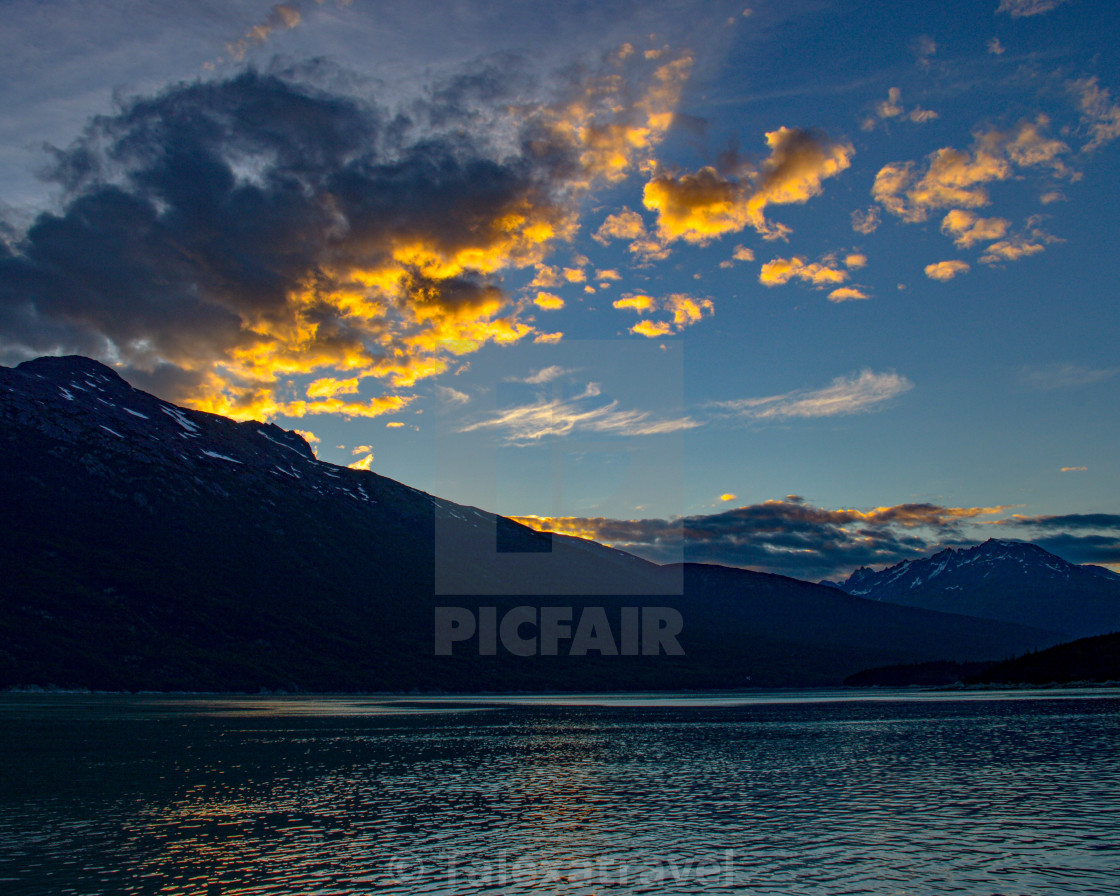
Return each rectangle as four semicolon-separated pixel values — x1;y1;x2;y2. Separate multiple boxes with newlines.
1;689;1119;895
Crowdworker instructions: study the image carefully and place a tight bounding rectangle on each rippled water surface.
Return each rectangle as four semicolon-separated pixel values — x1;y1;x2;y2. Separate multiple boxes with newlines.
2;690;1119;895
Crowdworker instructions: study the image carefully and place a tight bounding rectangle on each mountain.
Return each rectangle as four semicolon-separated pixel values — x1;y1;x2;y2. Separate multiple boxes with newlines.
826;539;1120;639
968;632;1120;685
0;356;1062;691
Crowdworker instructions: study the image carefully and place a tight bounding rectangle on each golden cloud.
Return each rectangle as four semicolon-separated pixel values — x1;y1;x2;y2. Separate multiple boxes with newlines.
348;453;374;471
940;210;1011;248
978;237;1046;265
534;292;566;310
614;294;655;313
593;209;648;244
924;260;970;281
828;287;869;302
642;128;853;243
631;319;674;338
759;256;848;287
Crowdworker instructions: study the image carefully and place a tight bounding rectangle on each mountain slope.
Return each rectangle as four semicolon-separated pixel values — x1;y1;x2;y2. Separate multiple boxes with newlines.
825;540;1120;639
0;356;1062;691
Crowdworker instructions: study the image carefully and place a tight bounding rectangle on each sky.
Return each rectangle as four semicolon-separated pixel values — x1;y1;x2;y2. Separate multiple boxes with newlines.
1;0;1118;580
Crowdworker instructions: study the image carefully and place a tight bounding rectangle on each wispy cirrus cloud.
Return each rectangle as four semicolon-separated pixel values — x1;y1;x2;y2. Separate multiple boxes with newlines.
1018;362;1118;390
460;382;699;442
710;370;913;420
997;0;1070;18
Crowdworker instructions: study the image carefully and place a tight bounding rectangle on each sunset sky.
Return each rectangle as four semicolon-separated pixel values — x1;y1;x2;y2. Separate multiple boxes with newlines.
2;0;1118;579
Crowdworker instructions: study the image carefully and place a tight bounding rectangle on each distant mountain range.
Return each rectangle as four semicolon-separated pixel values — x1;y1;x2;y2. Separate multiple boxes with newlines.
0;355;1097;692
824;540;1120;639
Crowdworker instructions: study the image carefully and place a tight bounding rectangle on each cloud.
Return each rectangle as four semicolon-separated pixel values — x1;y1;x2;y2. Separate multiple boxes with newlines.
512;498;1008;580
643;127;853;243
988;37;1006;55
1019;362;1118;390
293;428;319;444
460;383;700;442
710;369;913;420
924;260;970;281
978;236;1046;265
940;210;1011;248
863;87;939;131
1071;77;1120;151
874;118;1074;226
999;513;1120;566
434;385;470;405
386;421;405;428
997;0;1070;17
732;245;755;262
519;365;574;384
631;319;673;338
844;253;867;269
533;331;564;344
1060;466;1087;472
533;292;565;310
828;287;869;302
615;292;712;335
348;452;374;471
593;208;647;244
851;206;881;234
759;256;848;287
719;493;737;502
1;49;693;421
613;294;655;313
226;4;303;62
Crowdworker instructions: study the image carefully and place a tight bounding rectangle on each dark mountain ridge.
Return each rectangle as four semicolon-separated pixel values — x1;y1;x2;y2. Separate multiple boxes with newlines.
825;539;1120;639
0;356;1065;691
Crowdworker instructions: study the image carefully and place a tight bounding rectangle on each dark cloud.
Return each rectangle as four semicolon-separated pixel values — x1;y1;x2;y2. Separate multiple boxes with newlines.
514;500;1002;581
1;52;688;418
1013;513;1120;530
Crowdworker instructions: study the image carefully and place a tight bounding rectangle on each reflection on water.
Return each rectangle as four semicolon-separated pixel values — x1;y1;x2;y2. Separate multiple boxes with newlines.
1;690;1119;894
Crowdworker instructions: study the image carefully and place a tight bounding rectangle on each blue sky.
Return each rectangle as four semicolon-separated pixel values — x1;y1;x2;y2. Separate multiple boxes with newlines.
2;0;1118;579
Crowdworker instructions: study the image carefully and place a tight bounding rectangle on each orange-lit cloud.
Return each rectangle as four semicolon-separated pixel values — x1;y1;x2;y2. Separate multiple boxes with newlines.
226;4;302;61
844;253;867;269
851;207;881;234
593;209;647;244
614;294;656;313
616;292;713;336
7;49;696;422
1071;77;1120;151
978;237;1046;264
863;87;939;131
940;210;1011;248
631;319;674;338
924;260;970;281
534;292;565;310
386;421;405;428
759;256;848;287
874;119;1075;227
719;493;738;502
828;287;869;302
643;127;853;243
348;453;374;470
